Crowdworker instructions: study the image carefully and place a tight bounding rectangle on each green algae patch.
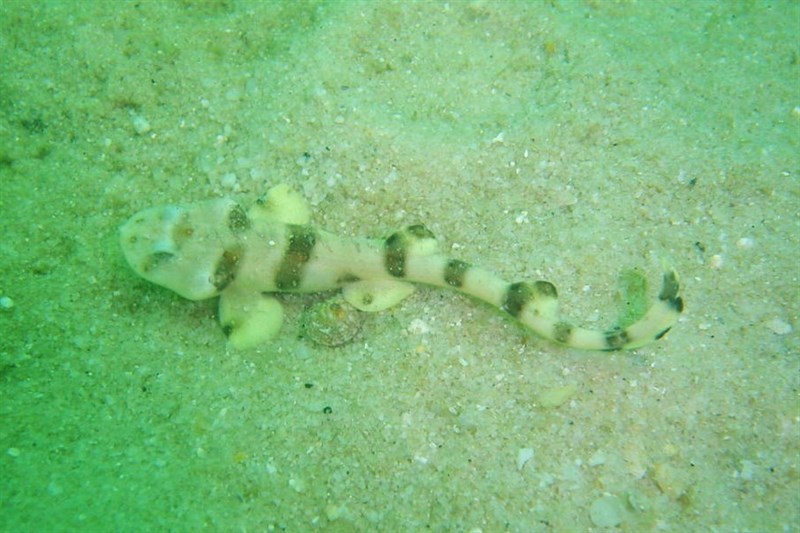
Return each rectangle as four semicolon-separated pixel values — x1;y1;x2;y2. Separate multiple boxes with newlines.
615;269;648;330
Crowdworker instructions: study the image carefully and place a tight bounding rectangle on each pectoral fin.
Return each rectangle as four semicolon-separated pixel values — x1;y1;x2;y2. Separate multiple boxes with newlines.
219;289;284;349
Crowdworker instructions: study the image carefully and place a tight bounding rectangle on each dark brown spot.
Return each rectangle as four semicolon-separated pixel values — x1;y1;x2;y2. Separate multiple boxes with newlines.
603;329;630;351
171;212;195;247
228;203;250;233
384;231;407;278
275;225;316;290
553;321;573;344
444;259;470;288
502;282;534;318
212;248;243;290
337;273;361;285
658;270;680;302
669;296;684;313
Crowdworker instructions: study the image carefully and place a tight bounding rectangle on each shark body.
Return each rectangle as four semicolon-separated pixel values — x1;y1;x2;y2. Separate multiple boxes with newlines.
120;184;683;350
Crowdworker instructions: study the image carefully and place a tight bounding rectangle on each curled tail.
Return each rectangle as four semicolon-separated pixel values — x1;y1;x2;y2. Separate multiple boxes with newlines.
500;269;683;350
390;225;683;351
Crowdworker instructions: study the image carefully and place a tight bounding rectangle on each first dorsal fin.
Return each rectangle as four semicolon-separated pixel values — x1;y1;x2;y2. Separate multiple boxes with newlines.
250;183;311;225
384;225;440;278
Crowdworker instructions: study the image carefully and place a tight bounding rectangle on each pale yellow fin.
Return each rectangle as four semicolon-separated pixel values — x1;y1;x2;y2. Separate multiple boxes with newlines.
528;280;560;320
250;183;311;225
219;289;284;349
342;280;415;312
403;225;439;256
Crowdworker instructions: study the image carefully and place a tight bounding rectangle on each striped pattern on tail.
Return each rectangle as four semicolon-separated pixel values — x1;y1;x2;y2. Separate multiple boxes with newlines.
384;225;682;351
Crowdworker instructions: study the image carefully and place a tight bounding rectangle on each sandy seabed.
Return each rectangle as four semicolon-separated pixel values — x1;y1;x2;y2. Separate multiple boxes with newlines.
1;1;798;531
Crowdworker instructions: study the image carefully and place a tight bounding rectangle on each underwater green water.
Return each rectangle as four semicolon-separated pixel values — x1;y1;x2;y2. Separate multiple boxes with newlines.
1;1;798;531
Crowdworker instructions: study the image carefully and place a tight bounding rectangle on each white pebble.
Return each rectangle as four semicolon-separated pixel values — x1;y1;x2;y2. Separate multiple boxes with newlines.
766;318;792;335
219;172;239;191
407;318;431;335
131;114;151;134
325;503;345;521
588;450;606;466
739;459;756;481
590;495;625;527
517;447;534;471
709;254;724;269
0;296;13;309
288;477;305;493
225;88;242;101
537;384;577;408
736;237;755;249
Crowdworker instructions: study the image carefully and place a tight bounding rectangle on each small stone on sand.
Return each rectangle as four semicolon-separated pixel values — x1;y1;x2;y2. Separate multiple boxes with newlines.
589;494;624;527
766;318;792;335
517;447;534;471
537;384;577;408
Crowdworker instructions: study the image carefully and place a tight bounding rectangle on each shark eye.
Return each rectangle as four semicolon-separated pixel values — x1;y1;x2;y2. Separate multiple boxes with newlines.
142;251;175;273
152;251;175;262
